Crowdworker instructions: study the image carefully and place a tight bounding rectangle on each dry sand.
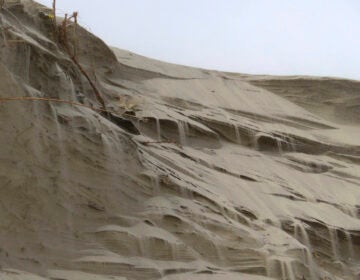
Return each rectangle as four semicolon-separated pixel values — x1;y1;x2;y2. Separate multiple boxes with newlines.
0;1;359;279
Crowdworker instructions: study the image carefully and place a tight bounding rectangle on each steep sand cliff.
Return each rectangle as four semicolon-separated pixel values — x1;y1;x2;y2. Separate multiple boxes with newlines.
0;1;359;279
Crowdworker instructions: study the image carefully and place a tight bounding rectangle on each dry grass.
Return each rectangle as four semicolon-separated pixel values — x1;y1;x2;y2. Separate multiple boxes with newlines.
51;0;106;111
51;0;58;40
0;97;141;139
0;96;138;120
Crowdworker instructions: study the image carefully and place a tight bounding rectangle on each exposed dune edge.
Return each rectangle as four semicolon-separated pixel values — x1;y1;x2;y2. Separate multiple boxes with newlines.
0;1;360;280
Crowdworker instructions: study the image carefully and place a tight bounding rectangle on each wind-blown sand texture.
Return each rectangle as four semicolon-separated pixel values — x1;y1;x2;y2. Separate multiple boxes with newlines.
0;1;359;279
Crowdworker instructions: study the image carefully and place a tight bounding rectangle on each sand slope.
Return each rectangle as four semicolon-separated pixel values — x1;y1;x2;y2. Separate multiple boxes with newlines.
0;1;359;279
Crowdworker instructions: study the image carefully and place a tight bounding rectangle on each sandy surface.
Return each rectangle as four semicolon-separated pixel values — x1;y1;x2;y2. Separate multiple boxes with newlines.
0;1;359;279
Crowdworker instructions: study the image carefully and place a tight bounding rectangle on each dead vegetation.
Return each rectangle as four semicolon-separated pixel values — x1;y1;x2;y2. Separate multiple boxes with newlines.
0;96;138;120
51;0;57;38
0;0;118;113
52;0;106;111
0;1;140;134
0;96;101;111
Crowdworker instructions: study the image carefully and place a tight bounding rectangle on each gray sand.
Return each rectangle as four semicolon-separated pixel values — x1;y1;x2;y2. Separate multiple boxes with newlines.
0;1;359;279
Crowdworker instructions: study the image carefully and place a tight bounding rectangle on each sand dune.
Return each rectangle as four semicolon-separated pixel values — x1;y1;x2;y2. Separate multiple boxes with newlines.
0;1;359;279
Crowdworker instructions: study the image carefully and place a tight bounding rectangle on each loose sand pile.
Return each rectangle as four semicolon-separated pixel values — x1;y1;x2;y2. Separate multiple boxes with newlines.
0;1;359;279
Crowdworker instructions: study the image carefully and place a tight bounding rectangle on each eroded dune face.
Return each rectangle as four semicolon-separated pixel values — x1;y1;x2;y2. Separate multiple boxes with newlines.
0;1;360;280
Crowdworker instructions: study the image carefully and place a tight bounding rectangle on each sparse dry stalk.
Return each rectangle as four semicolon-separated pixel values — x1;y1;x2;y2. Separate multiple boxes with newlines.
72;11;78;58
0;97;108;115
58;11;106;111
52;0;57;39
61;13;68;45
